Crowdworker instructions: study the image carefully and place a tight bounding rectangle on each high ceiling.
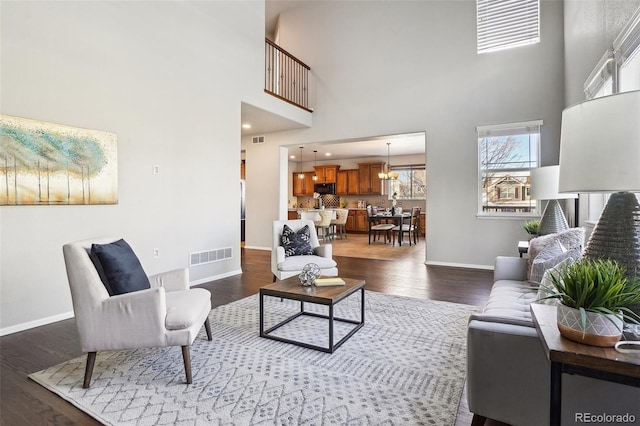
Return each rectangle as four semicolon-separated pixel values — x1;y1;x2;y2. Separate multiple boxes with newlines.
241;1;426;161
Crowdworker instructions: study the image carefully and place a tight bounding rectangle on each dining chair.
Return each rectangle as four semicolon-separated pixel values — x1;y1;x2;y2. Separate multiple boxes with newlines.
331;208;349;240
314;210;334;242
367;205;394;244
392;207;421;246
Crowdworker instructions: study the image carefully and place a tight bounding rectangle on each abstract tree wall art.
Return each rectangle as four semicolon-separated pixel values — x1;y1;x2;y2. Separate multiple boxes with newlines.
0;115;117;205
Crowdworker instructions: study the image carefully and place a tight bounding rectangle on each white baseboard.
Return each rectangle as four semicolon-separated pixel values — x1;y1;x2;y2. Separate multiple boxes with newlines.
243;245;270;251
189;268;243;287
0;311;75;337
424;260;493;271
1;269;245;336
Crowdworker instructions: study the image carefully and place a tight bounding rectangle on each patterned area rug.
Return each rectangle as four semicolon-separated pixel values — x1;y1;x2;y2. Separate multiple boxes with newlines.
30;291;476;425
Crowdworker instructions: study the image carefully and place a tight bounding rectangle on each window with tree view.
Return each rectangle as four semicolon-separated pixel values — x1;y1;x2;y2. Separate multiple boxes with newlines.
478;121;541;216
389;165;426;200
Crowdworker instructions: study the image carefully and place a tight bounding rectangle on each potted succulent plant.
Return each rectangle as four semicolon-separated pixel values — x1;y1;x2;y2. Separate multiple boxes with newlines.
523;219;540;238
541;259;640;347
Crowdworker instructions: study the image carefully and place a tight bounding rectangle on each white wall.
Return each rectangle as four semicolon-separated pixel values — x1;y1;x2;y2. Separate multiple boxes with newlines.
0;1;266;333
563;0;640;107
244;0;565;268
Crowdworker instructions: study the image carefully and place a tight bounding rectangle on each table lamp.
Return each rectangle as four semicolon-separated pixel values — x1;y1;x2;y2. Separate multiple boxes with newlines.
530;165;577;235
558;90;640;278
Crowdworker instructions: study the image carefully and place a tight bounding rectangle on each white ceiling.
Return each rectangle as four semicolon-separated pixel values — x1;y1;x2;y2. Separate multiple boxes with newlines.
284;133;426;161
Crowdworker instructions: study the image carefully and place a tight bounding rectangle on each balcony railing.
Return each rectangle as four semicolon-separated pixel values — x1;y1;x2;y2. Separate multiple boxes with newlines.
265;39;311;112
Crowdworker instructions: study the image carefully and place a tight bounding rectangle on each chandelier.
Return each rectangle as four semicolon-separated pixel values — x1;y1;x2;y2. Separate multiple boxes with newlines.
378;142;399;180
297;146;305;179
312;150;319;181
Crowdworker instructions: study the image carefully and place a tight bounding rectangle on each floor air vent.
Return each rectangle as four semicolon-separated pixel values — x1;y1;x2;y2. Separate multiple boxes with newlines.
252;135;265;144
189;247;232;266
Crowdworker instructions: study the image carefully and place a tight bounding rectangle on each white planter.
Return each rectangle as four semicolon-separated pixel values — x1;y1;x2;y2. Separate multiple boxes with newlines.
556;304;623;347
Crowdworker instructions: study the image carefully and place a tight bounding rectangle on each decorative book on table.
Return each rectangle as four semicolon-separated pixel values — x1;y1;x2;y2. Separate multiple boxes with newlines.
314;277;346;287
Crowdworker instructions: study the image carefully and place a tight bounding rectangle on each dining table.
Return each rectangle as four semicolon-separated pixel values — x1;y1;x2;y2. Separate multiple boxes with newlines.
371;212;411;246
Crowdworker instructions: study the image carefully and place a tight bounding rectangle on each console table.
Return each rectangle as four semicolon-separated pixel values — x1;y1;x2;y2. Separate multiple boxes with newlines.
530;304;640;426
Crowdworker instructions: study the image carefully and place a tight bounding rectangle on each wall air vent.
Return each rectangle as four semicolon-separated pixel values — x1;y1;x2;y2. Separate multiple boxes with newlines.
252;135;265;144
189;247;232;266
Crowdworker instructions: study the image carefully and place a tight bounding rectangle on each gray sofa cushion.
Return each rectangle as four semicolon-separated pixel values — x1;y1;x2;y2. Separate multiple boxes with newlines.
483;279;538;320
530;244;582;284
528;228;585;272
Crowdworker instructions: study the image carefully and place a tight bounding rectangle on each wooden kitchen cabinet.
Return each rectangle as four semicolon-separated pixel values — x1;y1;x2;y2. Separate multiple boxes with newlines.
292;172;315;196
355;210;369;232
345;209;370;233
358;162;384;195
313;165;339;183
420;213;426;236
336;169;359;195
288;210;299;220
346;210;356;231
347;169;360;194
336;171;348;195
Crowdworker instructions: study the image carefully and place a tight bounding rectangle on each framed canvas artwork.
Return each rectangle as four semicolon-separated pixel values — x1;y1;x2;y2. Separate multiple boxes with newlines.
0;115;118;205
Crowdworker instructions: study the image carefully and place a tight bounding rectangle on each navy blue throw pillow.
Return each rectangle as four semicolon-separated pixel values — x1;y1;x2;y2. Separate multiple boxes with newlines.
90;239;151;296
281;224;314;257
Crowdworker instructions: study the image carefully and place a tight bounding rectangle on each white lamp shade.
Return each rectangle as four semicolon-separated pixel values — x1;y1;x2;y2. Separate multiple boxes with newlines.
530;165;577;200
558;90;640;193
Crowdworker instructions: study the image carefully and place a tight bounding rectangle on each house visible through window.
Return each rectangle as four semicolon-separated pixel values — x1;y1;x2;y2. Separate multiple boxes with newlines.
477;0;540;54
389;165;426;200
478;120;541;216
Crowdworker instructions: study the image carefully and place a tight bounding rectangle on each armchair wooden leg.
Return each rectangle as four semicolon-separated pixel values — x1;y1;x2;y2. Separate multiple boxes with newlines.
204;317;212;341
470;414;487;426
273;274;277;283
83;351;97;389
181;345;192;384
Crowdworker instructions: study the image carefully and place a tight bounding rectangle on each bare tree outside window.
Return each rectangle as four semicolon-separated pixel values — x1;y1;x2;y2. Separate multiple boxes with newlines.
389;166;426;200
478;121;540;216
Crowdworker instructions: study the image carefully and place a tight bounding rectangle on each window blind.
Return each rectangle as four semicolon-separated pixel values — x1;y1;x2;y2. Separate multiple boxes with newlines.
477;0;540;54
583;50;614;100
613;7;640;66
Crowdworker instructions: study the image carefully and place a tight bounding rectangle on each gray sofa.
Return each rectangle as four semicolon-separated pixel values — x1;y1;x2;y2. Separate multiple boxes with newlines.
467;235;640;426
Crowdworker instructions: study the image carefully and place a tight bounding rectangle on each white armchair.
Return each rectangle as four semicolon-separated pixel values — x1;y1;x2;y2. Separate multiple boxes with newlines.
62;237;212;388
271;219;338;281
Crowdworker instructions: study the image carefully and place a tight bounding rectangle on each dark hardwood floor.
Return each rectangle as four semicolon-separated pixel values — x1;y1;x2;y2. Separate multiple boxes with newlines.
0;246;505;426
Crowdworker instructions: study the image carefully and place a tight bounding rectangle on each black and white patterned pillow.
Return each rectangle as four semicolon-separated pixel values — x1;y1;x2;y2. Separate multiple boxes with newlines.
281;224;314;257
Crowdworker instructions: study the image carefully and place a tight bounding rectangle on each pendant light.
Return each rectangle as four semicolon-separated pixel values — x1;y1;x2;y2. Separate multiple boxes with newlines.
312;150;319;181
297;146;305;179
378;142;399;180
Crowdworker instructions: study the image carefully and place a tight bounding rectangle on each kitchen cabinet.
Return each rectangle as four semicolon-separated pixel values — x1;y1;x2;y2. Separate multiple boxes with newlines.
358;162;384;195
336;169;359;195
355;210;369;232
288;210;299;220
420;213;426;236
240;160;246;179
346;210;356;231
313;165;339;183
292;172;315;196
345;209;370;233
347;170;360;194
336;171;348;195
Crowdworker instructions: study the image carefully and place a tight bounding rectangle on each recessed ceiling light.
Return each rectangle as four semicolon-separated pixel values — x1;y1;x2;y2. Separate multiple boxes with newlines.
242;123;251;129
290;155;296;159
325;152;331;156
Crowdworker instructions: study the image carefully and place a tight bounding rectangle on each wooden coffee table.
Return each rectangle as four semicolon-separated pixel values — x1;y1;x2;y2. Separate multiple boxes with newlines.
259;276;365;353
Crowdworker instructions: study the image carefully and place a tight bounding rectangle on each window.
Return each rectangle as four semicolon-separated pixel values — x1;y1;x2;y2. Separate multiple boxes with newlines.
581;7;640;224
477;0;540;54
478;120;541;216
388;165;426;200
